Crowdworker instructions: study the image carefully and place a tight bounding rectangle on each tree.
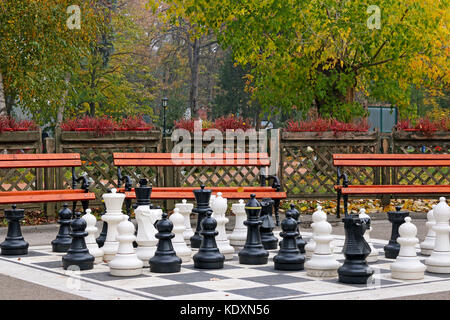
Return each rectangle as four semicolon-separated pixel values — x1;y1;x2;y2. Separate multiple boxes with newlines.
149;0;449;121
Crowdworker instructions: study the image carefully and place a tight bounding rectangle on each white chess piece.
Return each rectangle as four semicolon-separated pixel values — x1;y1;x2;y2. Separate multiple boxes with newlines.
305;208;341;277
211;192;235;260
425;197;450;273
170;208;192;262
391;217;426;280
420;205;437;256
102;188;127;262
82;209;104;264
209;194;216;207
135;204;160;267
175;199;194;241
109;219;143;276
305;205;326;258
228;199;247;247
358;208;379;263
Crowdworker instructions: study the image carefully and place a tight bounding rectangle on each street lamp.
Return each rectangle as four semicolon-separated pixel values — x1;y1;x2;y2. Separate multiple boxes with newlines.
162;97;168;137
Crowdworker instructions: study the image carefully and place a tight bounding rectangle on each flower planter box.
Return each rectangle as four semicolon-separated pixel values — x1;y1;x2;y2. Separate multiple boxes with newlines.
60;129;161;142
0;130;41;143
282;129;377;141
393;129;450;141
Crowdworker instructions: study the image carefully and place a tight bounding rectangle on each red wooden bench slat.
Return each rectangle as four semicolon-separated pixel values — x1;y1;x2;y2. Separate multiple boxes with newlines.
0;153;81;161
114;159;270;167
333;154;450;160
124;191;286;200
118;186;277;193
333;159;450;167
114;152;269;160
0;189;88;196
340;185;450;195
0;192;96;204
0;159;82;168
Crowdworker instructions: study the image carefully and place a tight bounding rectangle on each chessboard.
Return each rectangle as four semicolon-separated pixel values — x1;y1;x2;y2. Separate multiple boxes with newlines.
0;232;449;300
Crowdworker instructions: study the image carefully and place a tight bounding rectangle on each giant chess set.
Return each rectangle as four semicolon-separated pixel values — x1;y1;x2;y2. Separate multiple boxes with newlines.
0;179;449;300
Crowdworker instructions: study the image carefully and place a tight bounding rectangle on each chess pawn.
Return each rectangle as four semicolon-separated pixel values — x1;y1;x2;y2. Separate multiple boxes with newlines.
190;185;212;248
211;192;235;260
228;199;247;247
305;205;326;258
238;194;269;265
305;210;340;277
135;204;159;267
101;188;127;262
0;205;29;255
358;209;379;263
149;212;182;273
193;210;225;269
170;208;192;262
175;199;194;241
279;204;307;253
62;212;95;270
82;209;104;264
109;219;143;276
51;203;72;253
273;210;305;270
391;217;426;280
420;205;437;256
425;197;450;273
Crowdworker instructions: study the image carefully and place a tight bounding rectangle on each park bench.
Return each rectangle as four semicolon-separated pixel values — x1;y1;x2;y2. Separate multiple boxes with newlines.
113;152;286;225
0;153;96;213
333;153;450;217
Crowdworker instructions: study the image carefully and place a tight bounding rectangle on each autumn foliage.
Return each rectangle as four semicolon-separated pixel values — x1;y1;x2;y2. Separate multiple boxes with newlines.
174;115;253;133
0;116;38;132
284;118;370;133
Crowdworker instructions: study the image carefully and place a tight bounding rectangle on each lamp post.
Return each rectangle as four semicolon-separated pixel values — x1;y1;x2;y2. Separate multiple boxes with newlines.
162;97;168;137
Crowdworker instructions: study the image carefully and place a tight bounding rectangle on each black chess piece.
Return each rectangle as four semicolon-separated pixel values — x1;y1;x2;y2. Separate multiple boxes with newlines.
96;201;107;248
62;212;95;270
51;203;73;252
259;198;278;250
280;203;307;253
338;214;374;284
149;212;182;273
0;205;29;255
273;209;305;270
193;210;225;269
190;185;212;248
384;206;409;259
133;178;153;247
238;194;269;265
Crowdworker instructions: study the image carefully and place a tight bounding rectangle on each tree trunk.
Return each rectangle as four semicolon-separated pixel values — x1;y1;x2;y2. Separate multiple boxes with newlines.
0;73;6;116
56;74;71;125
189;38;200;117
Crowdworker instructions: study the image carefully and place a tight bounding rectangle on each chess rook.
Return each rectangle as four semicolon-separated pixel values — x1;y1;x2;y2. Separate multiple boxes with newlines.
358;208;379;263
96;201;108;248
425;197;450;273
0;205;29;255
228;199;247;247
190;185;212;248
384;206;409;259
175;199;194;241
211;192;234;260
420;205;437;256
82;209;104;264
109;218;143;276
391;217;426;280
170;208;192;262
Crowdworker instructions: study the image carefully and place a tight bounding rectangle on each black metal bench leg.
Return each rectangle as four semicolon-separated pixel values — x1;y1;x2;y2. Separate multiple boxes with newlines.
336;190;341;218
343;194;349;216
81;200;89;214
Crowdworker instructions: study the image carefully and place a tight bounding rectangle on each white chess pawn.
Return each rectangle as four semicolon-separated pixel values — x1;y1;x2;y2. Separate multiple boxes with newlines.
109;219;143;276
228;199;247;247
175;199;194;241
209;194;216;208
210;192;235;260
102;188;127;262
425;197;450;273
82;209;104;264
391;217;426;280
420;205;437;256
170;208;192;262
358;208;379;263
305;210;341;277
135;205;159;267
305;205;326;258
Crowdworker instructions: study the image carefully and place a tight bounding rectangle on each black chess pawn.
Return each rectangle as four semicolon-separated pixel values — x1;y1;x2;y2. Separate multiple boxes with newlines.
51;203;73;252
259;198;278;250
280;203;307;253
96;201;107;248
193;210;225;269
0;205;29;255
338;214;374;284
62;212;95;270
238;194;269;265
273;210;305;270
384;206;409;259
190;185;212;248
149;212;182;273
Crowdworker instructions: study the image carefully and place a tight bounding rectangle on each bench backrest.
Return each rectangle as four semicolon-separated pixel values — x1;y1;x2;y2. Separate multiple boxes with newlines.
333;154;450;167
0;153;82;168
113;152;270;167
